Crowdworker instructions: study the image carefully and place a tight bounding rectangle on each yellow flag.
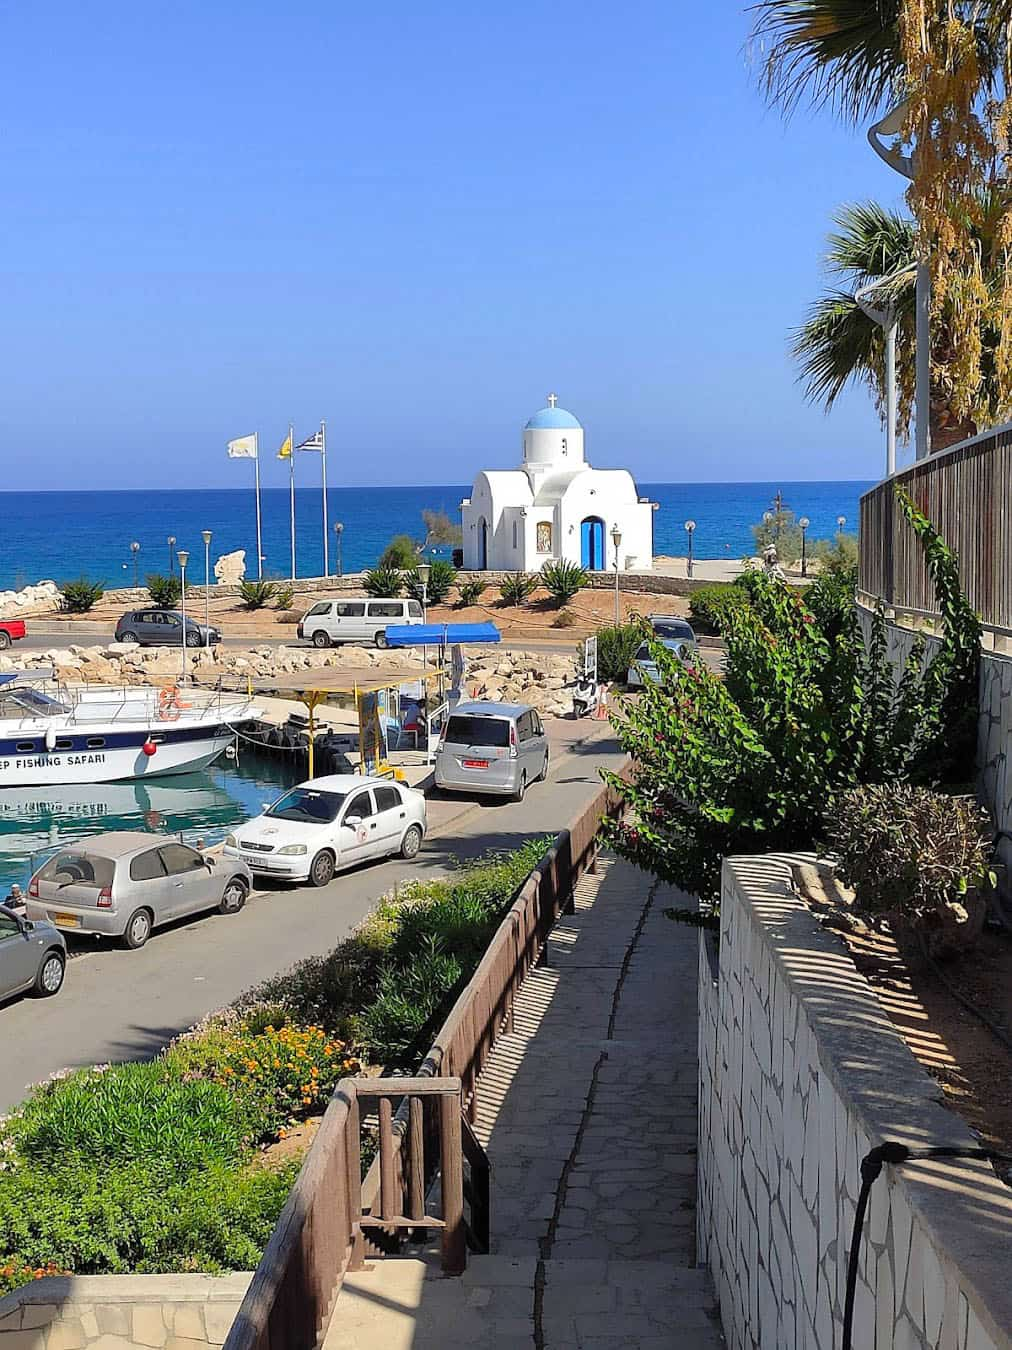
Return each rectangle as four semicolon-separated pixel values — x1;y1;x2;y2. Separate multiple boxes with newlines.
277;433;292;460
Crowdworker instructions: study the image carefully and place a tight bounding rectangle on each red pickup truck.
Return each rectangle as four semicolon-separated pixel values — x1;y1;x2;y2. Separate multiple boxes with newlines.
0;620;26;650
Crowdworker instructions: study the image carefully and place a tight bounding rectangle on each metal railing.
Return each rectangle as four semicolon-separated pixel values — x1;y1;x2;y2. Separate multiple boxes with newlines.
859;421;1012;630
223;770;626;1350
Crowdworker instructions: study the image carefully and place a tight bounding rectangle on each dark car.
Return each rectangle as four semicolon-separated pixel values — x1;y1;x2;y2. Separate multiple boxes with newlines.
115;609;221;648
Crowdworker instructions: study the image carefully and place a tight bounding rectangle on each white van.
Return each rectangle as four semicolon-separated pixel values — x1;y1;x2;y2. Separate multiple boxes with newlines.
297;597;424;648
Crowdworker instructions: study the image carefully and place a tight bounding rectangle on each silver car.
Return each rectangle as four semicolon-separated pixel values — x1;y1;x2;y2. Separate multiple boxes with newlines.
0;909;66;1001
434;701;549;801
627;637;695;689
26;832;252;949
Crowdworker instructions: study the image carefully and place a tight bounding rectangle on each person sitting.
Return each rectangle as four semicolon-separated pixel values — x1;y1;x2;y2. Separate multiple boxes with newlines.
2;884;27;917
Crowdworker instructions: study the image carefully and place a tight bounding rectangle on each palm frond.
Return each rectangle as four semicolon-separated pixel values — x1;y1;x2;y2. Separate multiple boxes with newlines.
749;0;903;123
792;289;883;408
824;201;917;283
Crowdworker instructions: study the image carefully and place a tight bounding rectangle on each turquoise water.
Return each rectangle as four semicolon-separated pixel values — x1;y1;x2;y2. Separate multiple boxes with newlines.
0;481;871;589
0;748;299;892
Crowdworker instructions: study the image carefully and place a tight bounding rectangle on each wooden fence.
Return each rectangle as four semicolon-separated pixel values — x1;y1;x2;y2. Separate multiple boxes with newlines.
222;771;626;1350
859;423;1012;630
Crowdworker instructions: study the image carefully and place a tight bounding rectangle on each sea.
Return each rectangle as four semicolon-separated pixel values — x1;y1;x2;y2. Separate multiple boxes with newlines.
0;481;872;590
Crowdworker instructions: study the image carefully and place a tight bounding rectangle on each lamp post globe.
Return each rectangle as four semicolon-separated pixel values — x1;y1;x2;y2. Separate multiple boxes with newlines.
837;515;847;532
333;522;344;577
799;517;810;577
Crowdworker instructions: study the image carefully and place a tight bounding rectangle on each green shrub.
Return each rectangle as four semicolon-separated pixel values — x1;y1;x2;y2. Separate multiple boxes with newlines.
813;532;859;576
540;559;588;605
274;584;295;610
59;578;105;613
603;488;983;903
379;535;419;570
364;566;403;598
146;574;181;607
404;560;457;605
457;579;487;607
238;579;278;610
553;608;577;628
595;621;646;682
688;583;748;633
825;784;993;953
499;572;537;606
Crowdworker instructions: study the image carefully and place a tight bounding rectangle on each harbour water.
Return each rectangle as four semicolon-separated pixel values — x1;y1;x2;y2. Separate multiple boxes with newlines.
0;749;299;892
0;481;871;590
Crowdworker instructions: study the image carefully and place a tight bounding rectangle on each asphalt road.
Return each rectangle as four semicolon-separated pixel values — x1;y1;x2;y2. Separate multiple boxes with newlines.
0;727;627;1111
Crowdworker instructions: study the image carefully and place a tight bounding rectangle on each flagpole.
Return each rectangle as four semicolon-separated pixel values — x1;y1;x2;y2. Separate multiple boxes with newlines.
289;423;296;580
254;432;263;580
321;419;329;577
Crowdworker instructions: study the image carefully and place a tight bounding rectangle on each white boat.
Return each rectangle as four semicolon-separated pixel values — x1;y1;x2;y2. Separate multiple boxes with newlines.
0;670;261;787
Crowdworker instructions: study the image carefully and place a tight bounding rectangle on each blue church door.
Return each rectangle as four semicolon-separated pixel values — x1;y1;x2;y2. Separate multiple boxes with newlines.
581;517;605;570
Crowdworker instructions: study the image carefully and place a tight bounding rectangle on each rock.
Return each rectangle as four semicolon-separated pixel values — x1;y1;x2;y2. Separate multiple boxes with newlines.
214;550;246;585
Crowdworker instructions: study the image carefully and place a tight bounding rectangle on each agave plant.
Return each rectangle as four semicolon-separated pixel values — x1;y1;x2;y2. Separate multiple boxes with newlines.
363;566;403;598
540;559;588;606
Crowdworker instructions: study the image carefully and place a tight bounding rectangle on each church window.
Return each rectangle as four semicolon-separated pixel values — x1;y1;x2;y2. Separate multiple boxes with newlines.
561;438;567;455
536;521;552;553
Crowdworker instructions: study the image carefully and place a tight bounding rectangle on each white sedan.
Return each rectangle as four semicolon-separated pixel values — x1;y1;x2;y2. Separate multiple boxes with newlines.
627;637;696;689
223;774;427;887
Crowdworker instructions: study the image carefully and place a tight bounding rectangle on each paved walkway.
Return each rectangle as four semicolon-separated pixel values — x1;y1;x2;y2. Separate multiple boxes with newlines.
327;854;724;1348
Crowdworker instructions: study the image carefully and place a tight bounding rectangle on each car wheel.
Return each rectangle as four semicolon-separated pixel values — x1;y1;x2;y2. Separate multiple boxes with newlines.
375;632;389;649
186;630;201;648
400;824;423;860
514;772;528;803
312;630;330;649
34;951;65;997
219;879;247;914
123;909;153;949
120;630;137;644
309;850;336;887
0;631;10;651
537;751;549;783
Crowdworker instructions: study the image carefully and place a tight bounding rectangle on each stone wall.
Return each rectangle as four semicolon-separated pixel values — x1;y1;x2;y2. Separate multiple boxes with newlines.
856;604;1012;886
697;853;1012;1349
0;1273;250;1349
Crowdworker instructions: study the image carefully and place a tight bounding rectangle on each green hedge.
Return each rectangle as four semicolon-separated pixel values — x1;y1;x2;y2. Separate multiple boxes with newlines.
0;837;550;1291
687;582;750;633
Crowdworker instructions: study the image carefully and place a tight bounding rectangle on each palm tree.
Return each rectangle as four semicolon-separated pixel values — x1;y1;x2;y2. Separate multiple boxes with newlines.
750;0;903;123
795;197;1007;448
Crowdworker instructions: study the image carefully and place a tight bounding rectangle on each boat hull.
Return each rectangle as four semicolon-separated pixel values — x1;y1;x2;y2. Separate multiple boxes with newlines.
0;726;238;787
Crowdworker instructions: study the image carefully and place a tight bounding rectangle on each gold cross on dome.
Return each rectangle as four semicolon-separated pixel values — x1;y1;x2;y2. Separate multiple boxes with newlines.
547;392;558;408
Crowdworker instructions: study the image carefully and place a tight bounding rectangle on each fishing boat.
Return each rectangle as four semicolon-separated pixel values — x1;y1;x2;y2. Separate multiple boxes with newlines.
0;670;260;787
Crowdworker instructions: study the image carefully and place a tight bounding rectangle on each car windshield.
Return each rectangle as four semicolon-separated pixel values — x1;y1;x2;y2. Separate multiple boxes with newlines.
37;851;115;889
444;714;511;747
265;787;346;824
652;619;693;639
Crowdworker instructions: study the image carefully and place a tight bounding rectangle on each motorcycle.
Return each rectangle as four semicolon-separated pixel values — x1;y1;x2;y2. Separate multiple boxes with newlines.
572;675;600;719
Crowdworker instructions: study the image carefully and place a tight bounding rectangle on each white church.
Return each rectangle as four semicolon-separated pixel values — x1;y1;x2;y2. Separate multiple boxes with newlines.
460;396;656;573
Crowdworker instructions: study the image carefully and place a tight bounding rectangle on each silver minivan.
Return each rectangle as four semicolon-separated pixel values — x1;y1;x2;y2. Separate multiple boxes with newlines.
434;701;549;801
26;832;252;949
297;598;424;648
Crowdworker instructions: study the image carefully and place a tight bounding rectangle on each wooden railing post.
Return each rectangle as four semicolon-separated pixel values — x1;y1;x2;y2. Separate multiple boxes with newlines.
346;1086;364;1272
439;1089;466;1275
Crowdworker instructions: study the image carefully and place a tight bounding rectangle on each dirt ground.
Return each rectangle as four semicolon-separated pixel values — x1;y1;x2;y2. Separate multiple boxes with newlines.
833;911;1012;1178
39;584;693;643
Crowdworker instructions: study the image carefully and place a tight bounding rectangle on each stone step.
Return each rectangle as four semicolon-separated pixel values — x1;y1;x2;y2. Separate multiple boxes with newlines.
325;1255;725;1349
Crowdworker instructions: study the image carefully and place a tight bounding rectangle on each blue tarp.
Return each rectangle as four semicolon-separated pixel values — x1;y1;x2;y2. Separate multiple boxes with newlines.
384;622;502;648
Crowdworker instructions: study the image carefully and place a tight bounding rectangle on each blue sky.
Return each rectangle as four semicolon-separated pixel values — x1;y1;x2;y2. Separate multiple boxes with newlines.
0;1;907;490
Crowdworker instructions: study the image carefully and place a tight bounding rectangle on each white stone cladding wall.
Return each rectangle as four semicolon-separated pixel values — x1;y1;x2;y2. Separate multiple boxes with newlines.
697;853;1012;1350
855;604;1012;886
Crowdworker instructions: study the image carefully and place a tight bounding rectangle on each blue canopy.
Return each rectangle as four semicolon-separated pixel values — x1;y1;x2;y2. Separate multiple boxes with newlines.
384;622;502;648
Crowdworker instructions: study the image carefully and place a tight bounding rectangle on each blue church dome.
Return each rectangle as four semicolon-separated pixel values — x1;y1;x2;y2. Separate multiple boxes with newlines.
525;399;582;431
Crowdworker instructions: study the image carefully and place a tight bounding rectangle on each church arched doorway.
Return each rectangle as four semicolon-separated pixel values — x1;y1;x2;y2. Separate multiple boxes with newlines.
478;517;488;569
580;516;606;570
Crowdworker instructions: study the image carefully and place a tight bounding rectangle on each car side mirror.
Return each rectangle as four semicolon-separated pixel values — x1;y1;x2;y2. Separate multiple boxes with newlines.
344;815;362;828
204;857;216;869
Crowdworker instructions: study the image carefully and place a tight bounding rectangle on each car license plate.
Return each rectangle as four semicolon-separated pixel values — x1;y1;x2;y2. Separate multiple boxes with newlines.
463;759;489;769
242;854;265;867
53;912;80;928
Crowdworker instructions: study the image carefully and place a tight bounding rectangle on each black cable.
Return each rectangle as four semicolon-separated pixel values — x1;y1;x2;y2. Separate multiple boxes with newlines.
842;1142;1012;1350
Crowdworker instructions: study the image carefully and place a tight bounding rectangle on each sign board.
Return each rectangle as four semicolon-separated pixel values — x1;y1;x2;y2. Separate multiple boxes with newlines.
581;635;598;685
358;689;388;774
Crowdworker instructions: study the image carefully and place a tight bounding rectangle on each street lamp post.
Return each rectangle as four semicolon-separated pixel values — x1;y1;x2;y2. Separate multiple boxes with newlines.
799;517;810;577
130;541;140;589
202;530;212;649
417;562;431;681
177;550;190;683
610;524;622;625
334;522;344;577
167;536;176;576
685;520;696;579
837;515;847;534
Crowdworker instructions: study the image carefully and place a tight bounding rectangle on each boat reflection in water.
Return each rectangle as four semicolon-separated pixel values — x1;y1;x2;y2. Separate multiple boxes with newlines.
0;751;298;888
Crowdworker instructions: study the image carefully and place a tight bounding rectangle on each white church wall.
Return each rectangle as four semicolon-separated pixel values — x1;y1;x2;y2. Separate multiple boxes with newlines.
523;427;585;467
